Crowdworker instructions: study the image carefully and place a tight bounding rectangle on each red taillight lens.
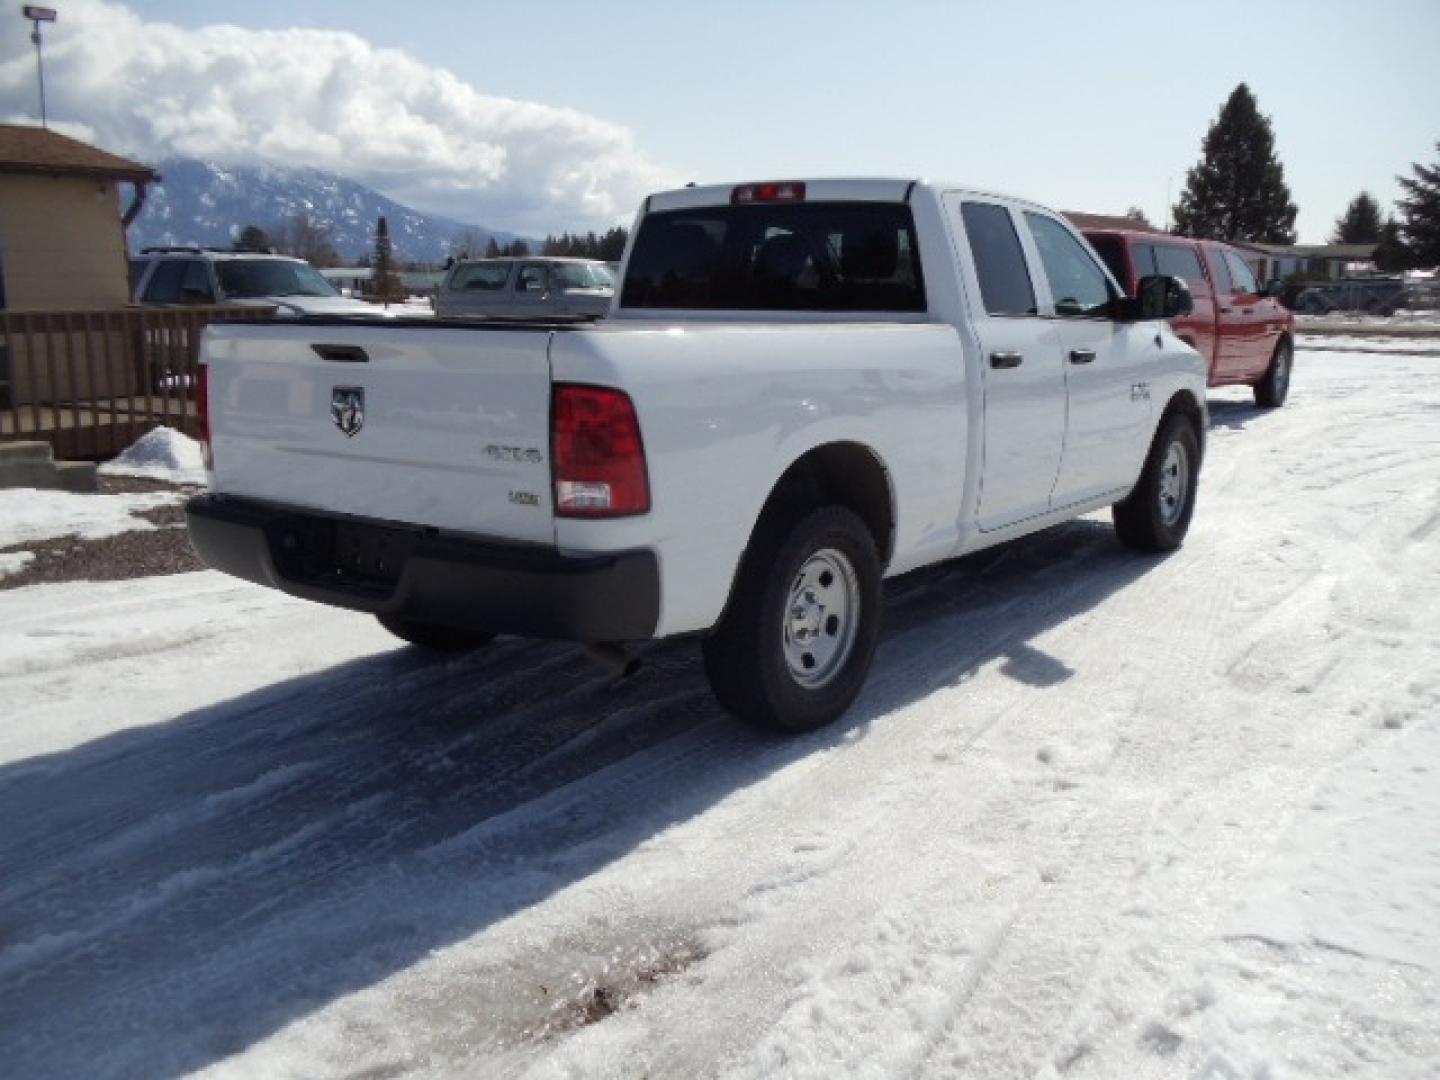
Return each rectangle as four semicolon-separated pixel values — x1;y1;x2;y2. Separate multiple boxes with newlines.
197;363;213;470
551;384;650;517
732;181;806;205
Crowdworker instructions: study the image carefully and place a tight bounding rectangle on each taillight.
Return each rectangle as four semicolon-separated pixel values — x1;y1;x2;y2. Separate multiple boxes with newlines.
732;181;806;205
551;384;649;517
197;363;213;470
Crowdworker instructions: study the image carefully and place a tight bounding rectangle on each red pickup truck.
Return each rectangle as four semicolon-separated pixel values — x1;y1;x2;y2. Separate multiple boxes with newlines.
1084;229;1294;407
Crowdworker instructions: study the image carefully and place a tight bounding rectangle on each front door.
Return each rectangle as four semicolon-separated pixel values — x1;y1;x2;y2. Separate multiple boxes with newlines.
952;198;1068;531
1020;211;1154;505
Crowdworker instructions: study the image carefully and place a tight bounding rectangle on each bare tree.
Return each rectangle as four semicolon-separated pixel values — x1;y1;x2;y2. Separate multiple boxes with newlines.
272;212;340;266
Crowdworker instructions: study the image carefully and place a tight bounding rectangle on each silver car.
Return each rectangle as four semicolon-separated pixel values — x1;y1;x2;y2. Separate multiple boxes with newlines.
435;258;615;320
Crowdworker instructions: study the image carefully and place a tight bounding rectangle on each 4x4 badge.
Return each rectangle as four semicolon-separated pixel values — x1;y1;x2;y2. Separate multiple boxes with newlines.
331;386;364;437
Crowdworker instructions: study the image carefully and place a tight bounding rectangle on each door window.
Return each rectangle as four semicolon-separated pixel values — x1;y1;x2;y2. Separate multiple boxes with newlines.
1222;251;1259;295
1023;213;1114;317
1153;244;1209;295
960;202;1036;316
451;263;511;290
515;265;548;293
1130;243;1158;278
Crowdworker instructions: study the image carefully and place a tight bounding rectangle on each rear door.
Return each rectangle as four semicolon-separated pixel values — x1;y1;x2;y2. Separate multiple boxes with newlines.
951;197;1067;531
438;261;513;318
205;322;557;544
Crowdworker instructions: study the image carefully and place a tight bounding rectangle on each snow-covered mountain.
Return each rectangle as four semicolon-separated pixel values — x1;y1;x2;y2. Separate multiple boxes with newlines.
129;157;525;264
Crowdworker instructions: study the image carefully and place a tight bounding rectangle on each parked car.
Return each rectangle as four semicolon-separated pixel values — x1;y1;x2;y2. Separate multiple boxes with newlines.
1084;229;1294;406
131;248;387;317
434;257;615;320
188;178;1205;733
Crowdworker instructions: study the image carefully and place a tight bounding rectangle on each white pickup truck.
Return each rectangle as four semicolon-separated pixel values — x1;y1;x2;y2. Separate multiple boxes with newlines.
187;178;1206;732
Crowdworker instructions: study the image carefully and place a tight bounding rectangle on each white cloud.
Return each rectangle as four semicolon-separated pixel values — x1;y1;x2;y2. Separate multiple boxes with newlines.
0;1;675;232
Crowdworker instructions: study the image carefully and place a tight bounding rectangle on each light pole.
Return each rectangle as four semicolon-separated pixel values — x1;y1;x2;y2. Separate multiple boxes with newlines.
23;6;57;130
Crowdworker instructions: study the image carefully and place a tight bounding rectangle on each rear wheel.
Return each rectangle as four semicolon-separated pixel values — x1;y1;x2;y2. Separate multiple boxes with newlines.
703;506;882;733
1112;412;1201;553
1254;338;1293;408
378;615;496;653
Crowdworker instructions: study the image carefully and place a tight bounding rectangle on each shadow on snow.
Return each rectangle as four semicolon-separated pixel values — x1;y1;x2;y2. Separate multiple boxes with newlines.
0;518;1157;1078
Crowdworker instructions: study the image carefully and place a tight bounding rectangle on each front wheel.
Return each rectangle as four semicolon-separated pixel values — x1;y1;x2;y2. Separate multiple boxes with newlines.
378;615;496;653
1254;338;1293;408
703;506;882;733
1112;413;1201;553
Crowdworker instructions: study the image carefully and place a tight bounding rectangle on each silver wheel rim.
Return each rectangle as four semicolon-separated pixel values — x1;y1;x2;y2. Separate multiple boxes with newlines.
782;547;860;689
1158;440;1189;527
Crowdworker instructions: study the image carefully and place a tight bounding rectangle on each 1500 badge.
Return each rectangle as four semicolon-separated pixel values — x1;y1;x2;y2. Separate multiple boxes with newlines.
485;444;544;464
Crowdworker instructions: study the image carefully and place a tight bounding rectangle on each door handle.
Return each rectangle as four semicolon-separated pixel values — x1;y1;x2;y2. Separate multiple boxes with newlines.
1220;306;1234;314
1068;349;1096;365
989;351;1023;369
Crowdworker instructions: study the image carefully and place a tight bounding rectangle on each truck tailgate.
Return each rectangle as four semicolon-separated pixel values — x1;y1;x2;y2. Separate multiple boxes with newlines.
204;322;556;545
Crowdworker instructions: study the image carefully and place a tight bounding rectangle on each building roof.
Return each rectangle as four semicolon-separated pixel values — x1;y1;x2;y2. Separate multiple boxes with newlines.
1235;242;1377;260
0;124;159;184
1062;211;1165;234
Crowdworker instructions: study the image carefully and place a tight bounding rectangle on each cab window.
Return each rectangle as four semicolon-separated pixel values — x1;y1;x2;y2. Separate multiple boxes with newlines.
1023;213;1114;317
1153;244;1209;295
451;263;511;291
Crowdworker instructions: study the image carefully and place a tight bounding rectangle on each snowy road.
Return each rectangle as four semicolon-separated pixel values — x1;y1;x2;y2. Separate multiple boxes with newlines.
2;348;1439;1079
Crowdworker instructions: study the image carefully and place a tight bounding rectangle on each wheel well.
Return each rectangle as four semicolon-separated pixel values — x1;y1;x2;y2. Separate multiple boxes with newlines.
758;442;895;567
1160;390;1205;457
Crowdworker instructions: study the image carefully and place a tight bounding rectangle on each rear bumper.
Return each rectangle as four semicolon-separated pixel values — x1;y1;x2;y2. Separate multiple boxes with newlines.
185;494;660;642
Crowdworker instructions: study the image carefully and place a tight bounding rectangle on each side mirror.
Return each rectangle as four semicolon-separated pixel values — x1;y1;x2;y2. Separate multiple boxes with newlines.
1135;274;1193;320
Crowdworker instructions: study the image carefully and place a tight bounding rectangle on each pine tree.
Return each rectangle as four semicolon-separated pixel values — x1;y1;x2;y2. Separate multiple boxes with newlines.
371;215;400;300
1373;217;1412;272
1172;84;1298;244
1331;192;1383;244
1396;141;1440;267
484;236;502;258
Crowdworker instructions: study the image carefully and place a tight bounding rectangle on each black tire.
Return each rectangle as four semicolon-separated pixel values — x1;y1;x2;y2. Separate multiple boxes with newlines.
1112;412;1201;553
1253;337;1293;408
377;615;496;653
703;505;882;733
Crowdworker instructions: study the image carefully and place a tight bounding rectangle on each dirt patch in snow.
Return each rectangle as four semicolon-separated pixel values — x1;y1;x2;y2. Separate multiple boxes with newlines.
0;526;203;590
535;939;708;1036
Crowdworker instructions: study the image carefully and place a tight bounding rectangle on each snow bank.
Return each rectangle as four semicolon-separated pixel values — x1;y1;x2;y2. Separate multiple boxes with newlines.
0;550;35;578
99;426;208;486
0;489;182;548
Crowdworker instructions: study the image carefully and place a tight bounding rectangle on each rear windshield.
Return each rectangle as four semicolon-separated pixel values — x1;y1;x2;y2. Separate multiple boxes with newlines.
553;262;615;289
621;201;925;312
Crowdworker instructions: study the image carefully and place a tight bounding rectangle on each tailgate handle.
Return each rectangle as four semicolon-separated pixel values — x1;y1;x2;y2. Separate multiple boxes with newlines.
311;344;370;364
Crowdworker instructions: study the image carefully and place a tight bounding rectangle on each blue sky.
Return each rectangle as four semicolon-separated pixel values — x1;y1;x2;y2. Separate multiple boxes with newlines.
8;0;1439;239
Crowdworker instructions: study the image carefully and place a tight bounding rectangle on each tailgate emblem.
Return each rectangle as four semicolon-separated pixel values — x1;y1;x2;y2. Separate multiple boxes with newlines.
331;386;365;437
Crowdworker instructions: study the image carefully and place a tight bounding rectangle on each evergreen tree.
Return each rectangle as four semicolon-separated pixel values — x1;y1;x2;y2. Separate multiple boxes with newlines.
1396;141;1440;267
371;215;400;300
1172;84;1297;244
1331;192;1383;244
1373;217;1412;272
484;236;502;258
235;224;274;251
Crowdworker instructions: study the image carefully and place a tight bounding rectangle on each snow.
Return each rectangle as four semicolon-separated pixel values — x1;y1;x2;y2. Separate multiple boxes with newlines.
0;550;36;578
99;425;209;486
1;344;1438;1079
1297;333;1440;355
0;488;184;548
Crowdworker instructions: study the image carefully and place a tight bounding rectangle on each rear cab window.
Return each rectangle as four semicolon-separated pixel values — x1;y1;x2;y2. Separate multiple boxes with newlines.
621;201;925;313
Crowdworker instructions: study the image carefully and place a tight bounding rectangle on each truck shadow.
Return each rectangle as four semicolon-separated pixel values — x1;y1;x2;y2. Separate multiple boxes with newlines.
1207;398;1269;431
0;518;1154;1078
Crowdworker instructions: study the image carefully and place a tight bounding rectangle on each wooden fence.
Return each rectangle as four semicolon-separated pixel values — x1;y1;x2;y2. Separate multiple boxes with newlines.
0;306;274;459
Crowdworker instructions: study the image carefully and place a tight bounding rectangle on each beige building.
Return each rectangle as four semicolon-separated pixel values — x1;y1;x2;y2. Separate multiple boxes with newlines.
0;124;158;311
